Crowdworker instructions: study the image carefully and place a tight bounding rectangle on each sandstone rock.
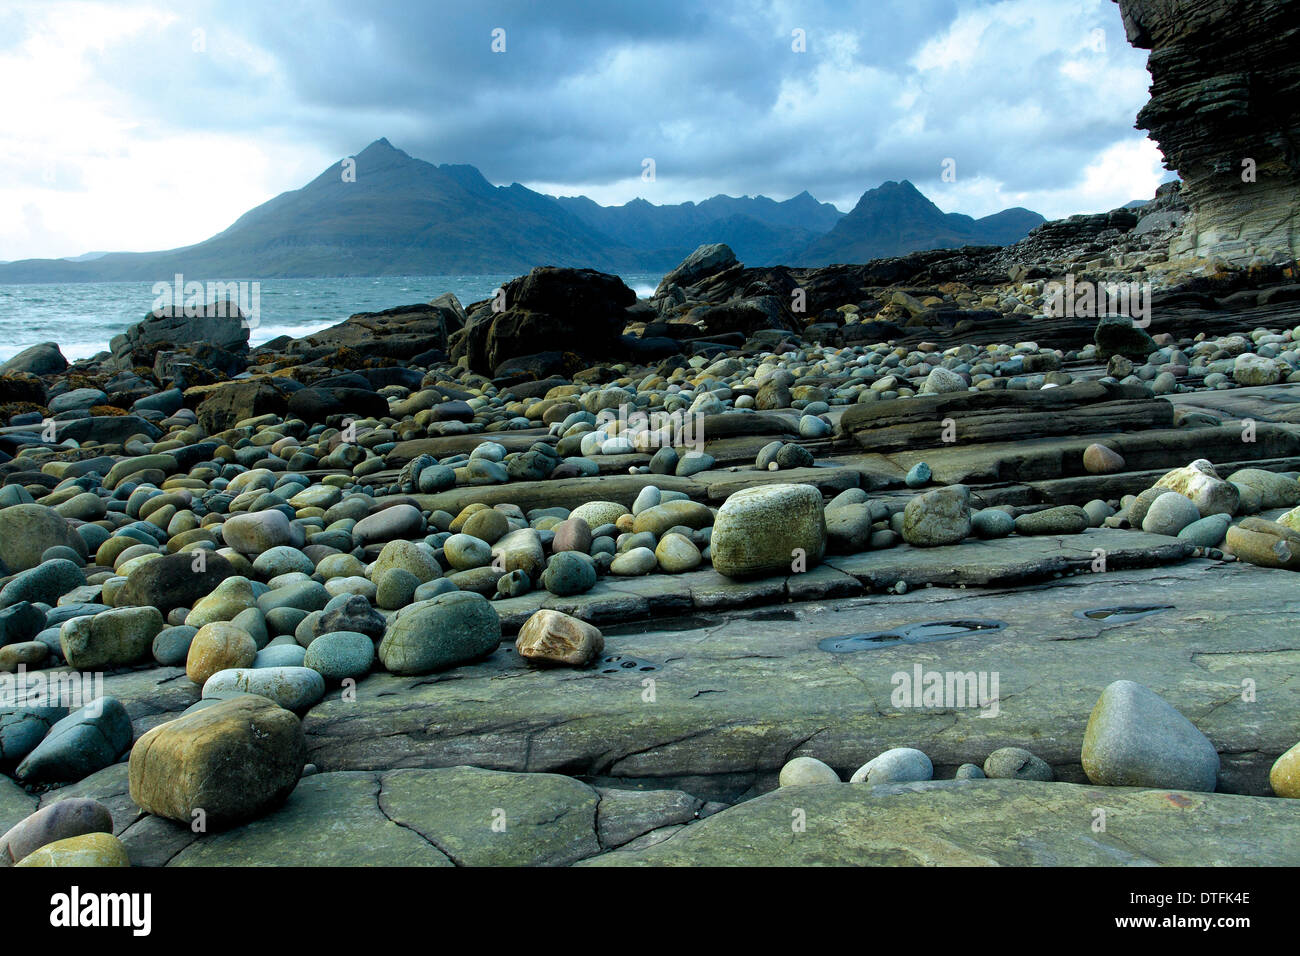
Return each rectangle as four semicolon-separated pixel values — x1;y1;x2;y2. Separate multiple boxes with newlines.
186;622;258;685
655;533;702;573
570;501;630;527
14;831;128;867
185;576;257;628
128;695;305;828
1083;443;1126;474
1153;460;1240;517
1270;741;1300;798
59;606;163;670
1224;518;1300;570
711;484;827;578
516;610;604;667
902;486;971;547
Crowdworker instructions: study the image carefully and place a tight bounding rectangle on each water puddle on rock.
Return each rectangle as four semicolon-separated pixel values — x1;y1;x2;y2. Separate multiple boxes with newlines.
595;654;659;674
1074;605;1174;623
818;619;1007;653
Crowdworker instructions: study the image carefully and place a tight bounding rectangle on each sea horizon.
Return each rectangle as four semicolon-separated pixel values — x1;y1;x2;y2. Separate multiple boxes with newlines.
0;272;665;363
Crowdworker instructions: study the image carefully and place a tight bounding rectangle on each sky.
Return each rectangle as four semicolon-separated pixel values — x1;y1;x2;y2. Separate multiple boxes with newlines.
0;0;1174;262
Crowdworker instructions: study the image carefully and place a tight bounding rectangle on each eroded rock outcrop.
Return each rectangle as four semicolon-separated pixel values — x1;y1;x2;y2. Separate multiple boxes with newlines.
1116;0;1300;264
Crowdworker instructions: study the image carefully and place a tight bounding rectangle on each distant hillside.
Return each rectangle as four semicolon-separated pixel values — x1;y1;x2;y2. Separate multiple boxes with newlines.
0;142;1045;282
554;191;844;266
791;180;1045;265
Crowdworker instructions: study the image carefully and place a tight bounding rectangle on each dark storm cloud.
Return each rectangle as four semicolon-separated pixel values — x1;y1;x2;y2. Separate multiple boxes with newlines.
74;0;1158;215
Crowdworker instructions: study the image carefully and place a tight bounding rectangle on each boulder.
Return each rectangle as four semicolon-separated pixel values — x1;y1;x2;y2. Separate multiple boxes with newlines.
1082;680;1219;792
0;798;114;866
902;486;971;547
14;832;129;867
119;550;234;614
1;342;67;376
59;606;163;670
0;505;87;574
1152;460;1240;517
710;484;827;579
655;243;739;295
128;695;305;827
516;610;604;667
377;591;501;675
15;697;133;784
454;267;637;375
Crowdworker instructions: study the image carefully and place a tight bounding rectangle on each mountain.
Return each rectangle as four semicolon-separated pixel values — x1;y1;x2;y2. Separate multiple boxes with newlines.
0;142;1044;282
554;190;843;266
790;180;1045;265
0;140;651;281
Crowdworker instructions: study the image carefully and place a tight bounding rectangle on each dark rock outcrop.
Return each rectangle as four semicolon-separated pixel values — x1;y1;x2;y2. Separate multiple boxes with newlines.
282;295;466;362
451;267;637;376
0;343;68;377
111;302;249;370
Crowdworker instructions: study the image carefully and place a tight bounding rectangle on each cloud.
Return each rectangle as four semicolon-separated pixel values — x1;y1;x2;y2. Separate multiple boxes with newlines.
0;0;1164;261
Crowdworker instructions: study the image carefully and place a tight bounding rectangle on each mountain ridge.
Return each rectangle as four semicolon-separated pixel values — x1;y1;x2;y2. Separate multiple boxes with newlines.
0;139;1044;282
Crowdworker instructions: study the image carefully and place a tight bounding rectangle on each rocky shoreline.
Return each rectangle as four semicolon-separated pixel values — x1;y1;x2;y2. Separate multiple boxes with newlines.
4;0;1300;861
0;203;1298;864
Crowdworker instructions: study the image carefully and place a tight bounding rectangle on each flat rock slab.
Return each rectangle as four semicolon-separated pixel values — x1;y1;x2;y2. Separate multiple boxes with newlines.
700;466;861;501
302;559;1299;799
824;528;1194;588
1168;382;1300;425
844;423;1300;486
168;771;453;867
580;779;1300;866
388;431;555;466
147;767;702;866
412;474;702;513
487;528;1193;630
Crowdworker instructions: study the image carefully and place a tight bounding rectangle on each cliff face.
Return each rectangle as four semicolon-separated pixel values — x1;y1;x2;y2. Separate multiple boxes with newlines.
1115;0;1300;264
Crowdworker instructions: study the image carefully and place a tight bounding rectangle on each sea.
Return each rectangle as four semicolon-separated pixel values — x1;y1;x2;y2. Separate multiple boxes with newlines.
0;273;665;363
